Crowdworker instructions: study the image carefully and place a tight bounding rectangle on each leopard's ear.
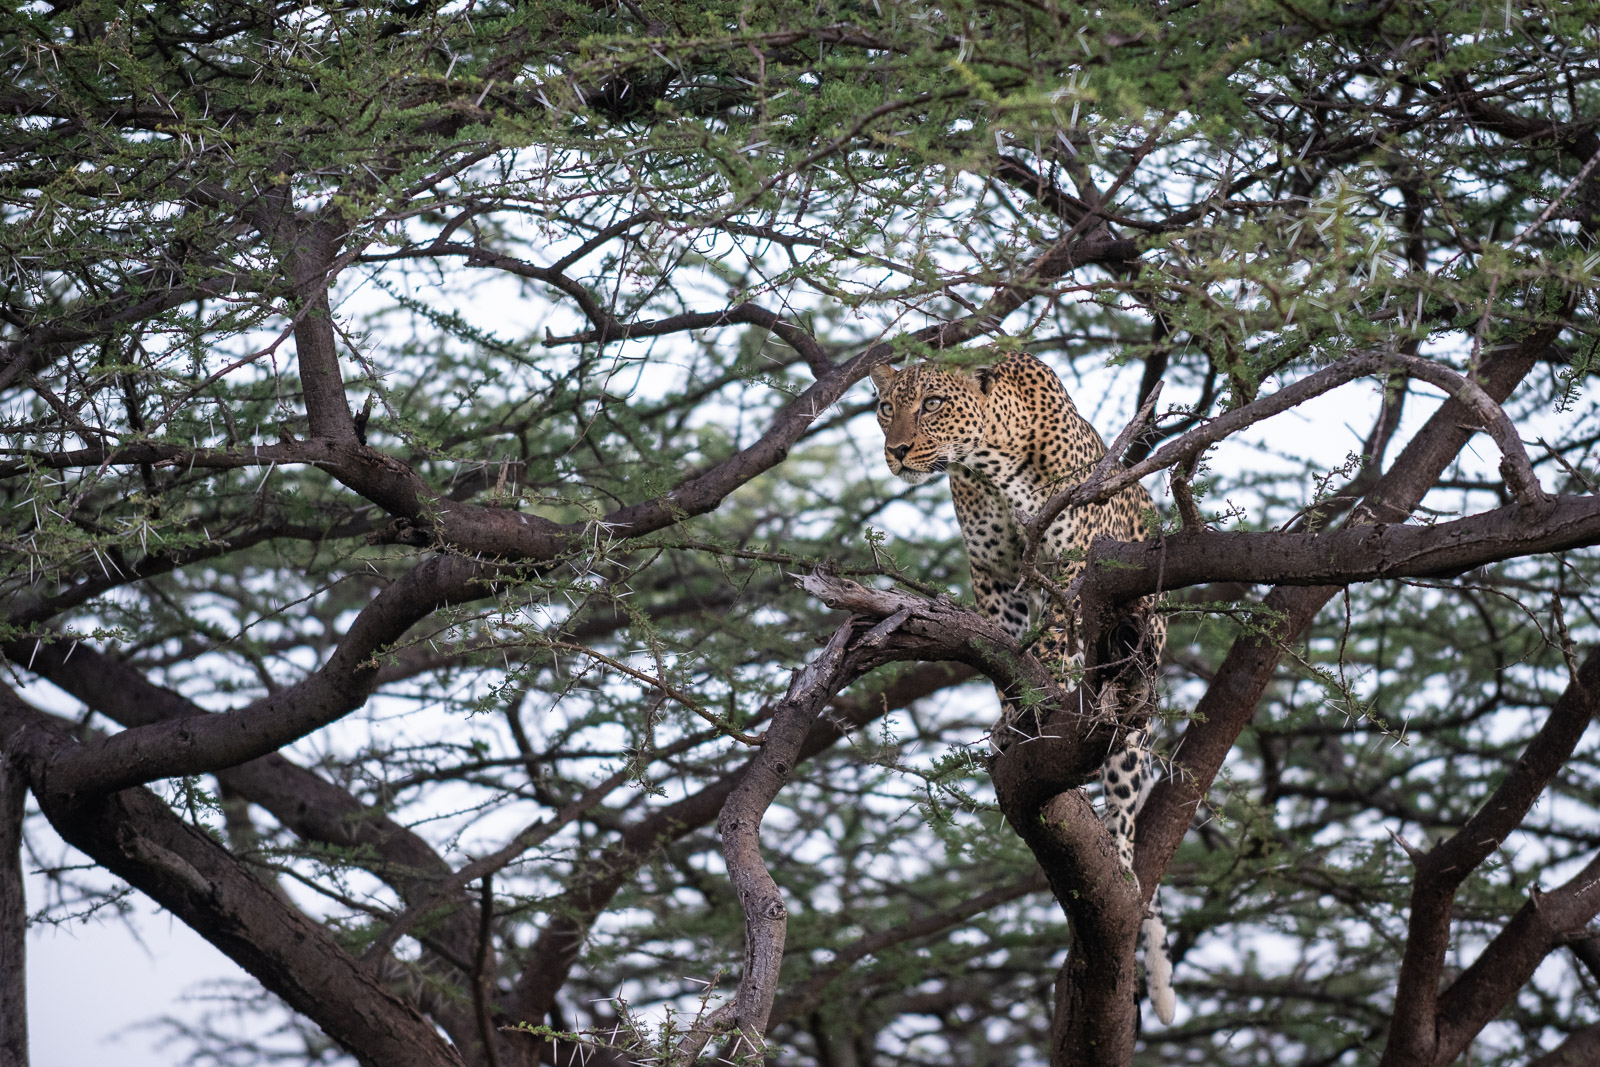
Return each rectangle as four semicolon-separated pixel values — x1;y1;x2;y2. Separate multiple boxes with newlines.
975;365;997;395
868;364;898;393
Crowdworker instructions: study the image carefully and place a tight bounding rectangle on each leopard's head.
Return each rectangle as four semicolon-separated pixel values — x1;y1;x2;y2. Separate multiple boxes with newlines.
869;361;988;484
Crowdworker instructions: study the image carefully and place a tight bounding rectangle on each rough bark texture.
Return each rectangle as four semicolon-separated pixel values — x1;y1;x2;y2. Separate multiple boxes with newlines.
0;703;468;1067
0;744;26;1067
1381;650;1600;1067
1133;326;1559;904
1037;791;1143;1065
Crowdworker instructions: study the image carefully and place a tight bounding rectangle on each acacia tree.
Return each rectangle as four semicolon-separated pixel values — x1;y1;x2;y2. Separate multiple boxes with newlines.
4;1;1600;1064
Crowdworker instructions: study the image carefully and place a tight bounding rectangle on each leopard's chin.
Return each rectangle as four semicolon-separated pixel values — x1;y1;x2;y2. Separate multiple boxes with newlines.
895;463;946;485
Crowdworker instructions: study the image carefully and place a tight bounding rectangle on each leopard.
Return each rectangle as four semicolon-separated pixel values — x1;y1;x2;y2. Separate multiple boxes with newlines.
870;349;1176;1026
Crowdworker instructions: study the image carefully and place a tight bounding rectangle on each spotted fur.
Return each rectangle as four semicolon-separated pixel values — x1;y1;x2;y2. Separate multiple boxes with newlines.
870;350;1176;1026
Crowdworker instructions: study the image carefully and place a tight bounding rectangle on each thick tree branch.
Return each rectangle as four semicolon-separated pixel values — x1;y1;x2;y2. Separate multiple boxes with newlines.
0;739;25;1067
0;691;468;1067
1036;791;1143;1065
1133;321;1567;905
1079;492;1600;603
798;574;1146;1055
1432;849;1600;1064
40;554;490;795
1380;648;1600;1067
5;637;508;1065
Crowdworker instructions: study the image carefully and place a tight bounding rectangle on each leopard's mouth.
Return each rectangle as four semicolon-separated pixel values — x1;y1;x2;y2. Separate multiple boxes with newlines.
894;458;949;485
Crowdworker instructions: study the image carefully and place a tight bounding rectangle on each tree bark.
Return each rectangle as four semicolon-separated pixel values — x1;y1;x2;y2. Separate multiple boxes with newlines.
1381;649;1600;1066
1133;323;1564;904
0;745;26;1067
0;693;468;1067
1037;791;1143;1065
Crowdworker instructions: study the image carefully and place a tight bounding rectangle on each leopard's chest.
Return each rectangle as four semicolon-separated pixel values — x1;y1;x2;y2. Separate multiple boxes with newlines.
949;446;1078;578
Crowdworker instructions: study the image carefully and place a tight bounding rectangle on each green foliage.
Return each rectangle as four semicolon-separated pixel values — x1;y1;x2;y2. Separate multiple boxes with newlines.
4;1;1600;1065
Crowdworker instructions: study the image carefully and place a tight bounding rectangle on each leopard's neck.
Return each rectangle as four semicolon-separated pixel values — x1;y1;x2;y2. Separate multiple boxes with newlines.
953;445;1052;517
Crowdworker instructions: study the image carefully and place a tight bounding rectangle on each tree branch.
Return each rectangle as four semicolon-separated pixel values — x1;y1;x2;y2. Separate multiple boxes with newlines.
1529;1023;1600;1067
1380;648;1600;1067
5;636;509;1064
682;619;859;1061
1081;491;1600;602
504;657;975;1045
40;554;490;794
1023;350;1544;568
797;574;1149;1054
1036;791;1143;1065
0;737;26;1067
1432;848;1600;1065
1133;320;1568;905
0;690;468;1067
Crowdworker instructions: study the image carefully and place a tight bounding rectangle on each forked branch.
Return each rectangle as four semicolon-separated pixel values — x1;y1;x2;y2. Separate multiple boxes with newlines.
1020;351;1545;580
1381;648;1600;1067
681;620;859;1062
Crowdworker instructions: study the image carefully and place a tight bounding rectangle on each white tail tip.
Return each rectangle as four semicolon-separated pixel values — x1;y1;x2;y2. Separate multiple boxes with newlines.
1143;912;1176;1026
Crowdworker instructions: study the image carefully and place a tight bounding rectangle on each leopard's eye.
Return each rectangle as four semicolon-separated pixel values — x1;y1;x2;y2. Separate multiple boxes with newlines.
877;400;893;418
922;397;945;413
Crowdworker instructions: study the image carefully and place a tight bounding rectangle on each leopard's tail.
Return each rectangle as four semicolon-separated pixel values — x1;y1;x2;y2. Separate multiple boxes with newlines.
1143;887;1177;1025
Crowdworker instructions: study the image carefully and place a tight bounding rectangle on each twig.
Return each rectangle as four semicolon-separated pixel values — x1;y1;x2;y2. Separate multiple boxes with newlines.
1538;437;1599;495
360;764;632;967
544;639;763;745
473;876;503;1067
1508;140;1600;250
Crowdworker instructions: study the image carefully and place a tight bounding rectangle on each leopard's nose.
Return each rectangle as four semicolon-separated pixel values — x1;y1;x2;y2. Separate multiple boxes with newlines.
887;444;911;461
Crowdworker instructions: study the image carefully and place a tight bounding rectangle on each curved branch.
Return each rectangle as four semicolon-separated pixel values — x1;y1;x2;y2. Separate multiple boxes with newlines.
1380;648;1600;1067
691;619;858;1059
1022;351;1545;567
0;691;468;1067
543;301;832;377
1035;791;1143;1064
1131;318;1567;910
796;574;1146;1053
504;657;975;1042
42;554;492;794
